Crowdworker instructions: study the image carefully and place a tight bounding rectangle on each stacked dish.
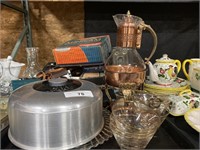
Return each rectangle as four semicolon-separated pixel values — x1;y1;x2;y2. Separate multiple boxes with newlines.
144;77;190;95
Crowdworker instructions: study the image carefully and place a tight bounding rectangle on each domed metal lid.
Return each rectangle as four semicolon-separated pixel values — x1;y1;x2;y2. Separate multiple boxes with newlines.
9;79;102;114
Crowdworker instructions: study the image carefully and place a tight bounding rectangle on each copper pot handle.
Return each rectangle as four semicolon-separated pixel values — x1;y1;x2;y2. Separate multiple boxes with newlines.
138;23;158;63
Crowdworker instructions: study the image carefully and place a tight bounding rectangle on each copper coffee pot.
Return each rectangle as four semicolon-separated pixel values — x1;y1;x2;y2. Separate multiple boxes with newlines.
113;10;157;62
105;11;158;96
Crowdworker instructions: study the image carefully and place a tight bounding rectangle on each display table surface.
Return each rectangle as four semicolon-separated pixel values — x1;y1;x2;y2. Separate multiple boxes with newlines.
1;78;199;149
1;115;199;149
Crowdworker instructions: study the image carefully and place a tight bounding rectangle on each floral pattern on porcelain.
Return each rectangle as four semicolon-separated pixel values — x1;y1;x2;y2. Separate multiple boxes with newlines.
155;64;178;83
190;68;200;92
153;54;181;85
169;90;200;116
195;72;200;80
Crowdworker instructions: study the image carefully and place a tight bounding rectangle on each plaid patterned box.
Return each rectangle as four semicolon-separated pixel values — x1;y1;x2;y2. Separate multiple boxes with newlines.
52;35;111;65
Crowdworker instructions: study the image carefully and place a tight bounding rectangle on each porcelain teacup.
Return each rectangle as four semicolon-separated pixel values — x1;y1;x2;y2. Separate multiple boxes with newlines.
182;58;200;91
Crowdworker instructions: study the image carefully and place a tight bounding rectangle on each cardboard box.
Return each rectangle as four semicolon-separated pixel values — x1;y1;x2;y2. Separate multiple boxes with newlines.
52;35;111;65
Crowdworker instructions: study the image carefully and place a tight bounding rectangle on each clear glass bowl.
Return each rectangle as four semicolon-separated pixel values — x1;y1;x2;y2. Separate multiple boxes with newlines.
109;92;171;149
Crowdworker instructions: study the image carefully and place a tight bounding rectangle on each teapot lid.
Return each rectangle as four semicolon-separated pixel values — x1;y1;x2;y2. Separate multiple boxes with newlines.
156;54;174;63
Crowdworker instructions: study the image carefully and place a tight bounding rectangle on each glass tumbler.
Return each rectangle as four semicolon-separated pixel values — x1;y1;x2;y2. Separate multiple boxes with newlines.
22;47;41;79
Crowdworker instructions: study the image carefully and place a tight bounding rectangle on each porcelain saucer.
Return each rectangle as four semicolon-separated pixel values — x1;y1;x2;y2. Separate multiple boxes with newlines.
144;88;184;95
144;76;189;91
184;108;200;132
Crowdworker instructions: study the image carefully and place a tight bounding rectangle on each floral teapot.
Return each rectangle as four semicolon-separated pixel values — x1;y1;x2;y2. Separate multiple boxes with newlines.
148;54;181;85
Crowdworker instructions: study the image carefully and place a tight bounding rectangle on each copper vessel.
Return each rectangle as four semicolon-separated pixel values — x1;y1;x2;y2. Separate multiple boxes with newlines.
113;11;157;62
105;11;158;92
